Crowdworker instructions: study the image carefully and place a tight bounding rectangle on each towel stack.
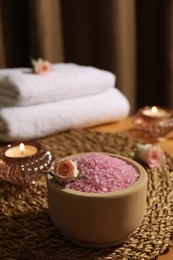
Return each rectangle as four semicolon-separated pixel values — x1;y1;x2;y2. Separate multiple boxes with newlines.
0;63;130;142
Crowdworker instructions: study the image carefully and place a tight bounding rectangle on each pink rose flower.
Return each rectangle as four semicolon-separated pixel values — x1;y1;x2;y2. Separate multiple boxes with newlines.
31;58;52;75
52;159;80;184
146;145;165;169
135;143;165;169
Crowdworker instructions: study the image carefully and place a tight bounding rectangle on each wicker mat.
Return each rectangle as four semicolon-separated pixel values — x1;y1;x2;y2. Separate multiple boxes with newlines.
0;129;173;260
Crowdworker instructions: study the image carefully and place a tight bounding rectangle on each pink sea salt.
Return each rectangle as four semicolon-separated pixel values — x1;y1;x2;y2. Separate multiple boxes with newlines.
65;153;139;193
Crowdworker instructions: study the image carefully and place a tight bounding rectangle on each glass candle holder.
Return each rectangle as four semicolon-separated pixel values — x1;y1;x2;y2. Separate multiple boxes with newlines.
132;106;173;138
0;141;54;186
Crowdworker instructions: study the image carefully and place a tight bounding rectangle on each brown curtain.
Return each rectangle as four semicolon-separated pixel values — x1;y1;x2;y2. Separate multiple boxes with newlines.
0;0;173;114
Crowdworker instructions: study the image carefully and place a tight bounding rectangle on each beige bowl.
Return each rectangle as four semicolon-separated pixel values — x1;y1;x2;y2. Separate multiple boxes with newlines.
47;153;147;248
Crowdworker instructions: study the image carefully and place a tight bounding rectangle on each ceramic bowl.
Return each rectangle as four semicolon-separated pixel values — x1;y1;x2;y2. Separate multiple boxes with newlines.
47;153;148;248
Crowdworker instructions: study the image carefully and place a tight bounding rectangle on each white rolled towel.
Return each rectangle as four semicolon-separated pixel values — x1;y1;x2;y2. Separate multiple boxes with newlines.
0;88;130;142
0;63;115;106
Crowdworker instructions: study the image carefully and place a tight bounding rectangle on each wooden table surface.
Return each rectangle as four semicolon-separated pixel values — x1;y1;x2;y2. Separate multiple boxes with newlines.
90;117;173;260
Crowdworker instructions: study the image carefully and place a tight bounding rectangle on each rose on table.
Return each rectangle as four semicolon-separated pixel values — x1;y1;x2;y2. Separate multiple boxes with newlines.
130;143;165;169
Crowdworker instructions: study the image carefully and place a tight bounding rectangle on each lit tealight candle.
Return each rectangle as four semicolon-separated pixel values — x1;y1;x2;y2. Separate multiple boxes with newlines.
142;106;170;118
5;143;38;158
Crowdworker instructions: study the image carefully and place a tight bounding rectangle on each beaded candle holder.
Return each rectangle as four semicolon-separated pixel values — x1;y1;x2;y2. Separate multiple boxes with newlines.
132;106;173;138
0;141;54;186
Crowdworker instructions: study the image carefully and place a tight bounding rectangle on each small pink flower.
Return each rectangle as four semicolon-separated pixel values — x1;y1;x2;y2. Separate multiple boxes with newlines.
135;143;164;169
52;159;80;184
146;145;165;169
31;58;52;75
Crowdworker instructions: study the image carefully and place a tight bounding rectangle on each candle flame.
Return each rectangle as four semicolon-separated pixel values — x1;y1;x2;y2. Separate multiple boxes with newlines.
151;106;158;113
19;143;25;155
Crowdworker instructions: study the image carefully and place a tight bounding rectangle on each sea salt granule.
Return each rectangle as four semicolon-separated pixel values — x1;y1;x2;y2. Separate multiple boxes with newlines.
65;153;139;193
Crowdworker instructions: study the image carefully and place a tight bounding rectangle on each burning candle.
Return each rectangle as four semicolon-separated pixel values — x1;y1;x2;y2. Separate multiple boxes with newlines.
142;106;170;118
5;143;38;158
133;105;173;138
0;141;54;186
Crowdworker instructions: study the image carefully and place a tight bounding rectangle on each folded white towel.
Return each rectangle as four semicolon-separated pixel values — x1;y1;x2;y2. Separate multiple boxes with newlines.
0;63;115;106
0;88;130;142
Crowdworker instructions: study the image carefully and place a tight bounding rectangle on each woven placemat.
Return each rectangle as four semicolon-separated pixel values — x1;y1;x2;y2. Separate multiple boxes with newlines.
0;129;172;260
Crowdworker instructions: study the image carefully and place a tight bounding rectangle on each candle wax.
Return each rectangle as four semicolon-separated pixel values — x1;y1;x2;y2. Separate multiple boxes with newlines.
143;108;170;118
5;145;38;158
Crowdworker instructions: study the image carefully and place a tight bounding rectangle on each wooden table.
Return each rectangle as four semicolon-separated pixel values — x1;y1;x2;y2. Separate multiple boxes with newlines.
91;117;173;260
